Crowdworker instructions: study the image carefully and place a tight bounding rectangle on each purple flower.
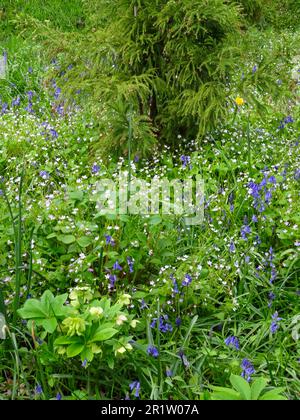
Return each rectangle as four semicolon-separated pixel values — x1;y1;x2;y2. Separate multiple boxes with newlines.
166;369;173;377
182;273;192;286
92;164;100;174
56;393;62;400
49;128;58;138
229;242;235;253
225;335;240;350
109;274;117;290
270;311;282;334
12;96;21;107
140;298;148;309
175;317;181;327
180;155;191;169
127;256;134;273
147;345;159;358
35;384;43;395
27;91;34;100
39;170;50;180
113;260;122;271
151;316;173;333
129;381;140;398
1;102;8;114
241;358;255;382
179;350;190;367
105;234;115;246
54;87;61;100
241;225;251;240
82;359;87;368
252;65;258;73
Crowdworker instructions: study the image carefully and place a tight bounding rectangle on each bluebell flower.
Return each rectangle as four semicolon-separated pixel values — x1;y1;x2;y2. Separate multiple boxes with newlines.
92;164;100;174
179;350;190;367
54;87;61;100
127;256;134;273
113;260;122;271
109;274;117;289
166;369;173;377
147;345;159;358
182;273;192;286
241;225;251;240
1;102;8;114
129;381;140;398
56;393;62;400
241;358;255;382
105;234;115;246
50;128;58;138
252;65;258;73
252;215;258;223
27;91;34;100
12;96;21;107
270;311;282;334
39;170;50;180
35;384;43;395
225;335;240;350
175;317;181;327
229;241;235;253
140;298;148;309
180;155;191;169
82;359;87;368
150;316;173;333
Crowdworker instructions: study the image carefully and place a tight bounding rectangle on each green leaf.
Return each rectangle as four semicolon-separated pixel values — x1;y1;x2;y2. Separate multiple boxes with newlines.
251;377;268;400
91;327;118;342
77;236;92;248
57;235;76;244
54;336;78;345
41;318;57;333
18;299;47;319
259;388;287;400
67;342;85;357
211;387;242;400
148;215;162;225
230;374;251;400
68;190;84;201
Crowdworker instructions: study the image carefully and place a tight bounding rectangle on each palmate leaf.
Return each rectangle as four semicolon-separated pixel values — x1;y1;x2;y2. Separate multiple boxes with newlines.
18;290;71;332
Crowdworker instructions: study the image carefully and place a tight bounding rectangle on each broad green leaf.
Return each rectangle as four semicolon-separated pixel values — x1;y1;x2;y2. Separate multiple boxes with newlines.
211;387;242;400
18;300;47;319
251;377;268;400
54;336;77;345
259;389;287;400
67;342;85;357
68;190;84;201
41;318;57;333
230;374;251;400
77;236;92;248
57;234;76;244
91;327;118;342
